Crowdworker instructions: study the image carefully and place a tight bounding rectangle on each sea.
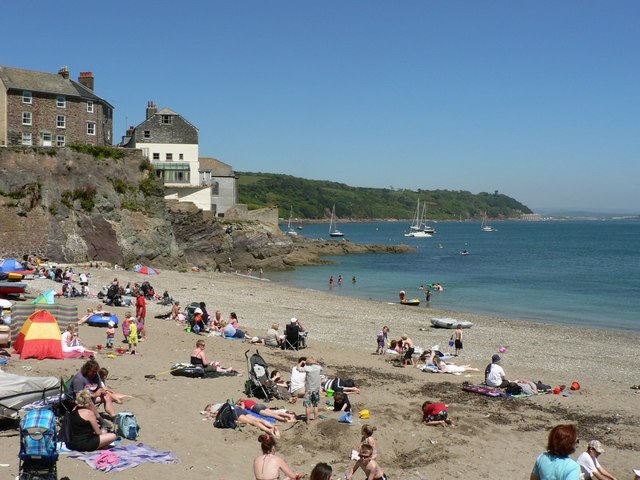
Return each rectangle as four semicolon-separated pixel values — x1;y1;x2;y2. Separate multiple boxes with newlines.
273;220;640;334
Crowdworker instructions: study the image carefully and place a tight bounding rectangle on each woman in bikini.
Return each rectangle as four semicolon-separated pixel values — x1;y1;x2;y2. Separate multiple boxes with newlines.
252;434;304;480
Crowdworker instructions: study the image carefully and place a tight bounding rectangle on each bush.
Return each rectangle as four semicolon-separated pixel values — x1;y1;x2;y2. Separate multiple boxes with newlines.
61;186;97;212
68;143;126;160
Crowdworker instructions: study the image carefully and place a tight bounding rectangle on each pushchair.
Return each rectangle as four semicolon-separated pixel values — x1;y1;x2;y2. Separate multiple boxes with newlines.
18;408;59;480
244;350;278;400
184;302;203;332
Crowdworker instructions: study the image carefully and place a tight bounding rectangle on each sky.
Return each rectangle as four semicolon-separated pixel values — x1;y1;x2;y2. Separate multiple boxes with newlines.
2;1;638;213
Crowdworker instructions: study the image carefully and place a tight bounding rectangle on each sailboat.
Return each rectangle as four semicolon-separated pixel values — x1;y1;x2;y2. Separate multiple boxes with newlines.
286;207;298;236
329;204;344;237
404;200;433;238
481;213;496;232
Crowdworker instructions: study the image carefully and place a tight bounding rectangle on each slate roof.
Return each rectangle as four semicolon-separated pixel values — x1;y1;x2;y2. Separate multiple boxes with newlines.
0;65;113;108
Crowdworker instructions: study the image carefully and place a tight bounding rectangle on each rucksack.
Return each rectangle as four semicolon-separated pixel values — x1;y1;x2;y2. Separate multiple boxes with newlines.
213;402;238;429
115;411;140;440
20;408;58;459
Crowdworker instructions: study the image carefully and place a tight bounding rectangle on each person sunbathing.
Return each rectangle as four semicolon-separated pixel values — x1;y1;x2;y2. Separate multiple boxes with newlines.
206;403;282;438
190;340;241;375
237;399;297;422
432;356;479;373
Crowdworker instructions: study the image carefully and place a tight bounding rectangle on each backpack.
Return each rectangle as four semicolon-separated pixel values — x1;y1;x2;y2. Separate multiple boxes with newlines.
20;409;58;459
213;402;238;429
115;411;140;440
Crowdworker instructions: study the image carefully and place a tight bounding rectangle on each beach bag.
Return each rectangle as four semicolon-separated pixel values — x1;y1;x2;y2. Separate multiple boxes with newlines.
20;409;58;459
115;411;140;440
214;402;238;429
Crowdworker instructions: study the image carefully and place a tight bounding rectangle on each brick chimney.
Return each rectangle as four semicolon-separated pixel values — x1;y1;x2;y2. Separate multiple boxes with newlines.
58;66;69;80
146;100;158;120
78;72;94;91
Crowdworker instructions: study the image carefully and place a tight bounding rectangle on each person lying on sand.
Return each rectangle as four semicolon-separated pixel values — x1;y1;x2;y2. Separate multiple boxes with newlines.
432;356;480;374
236;399;297;422
205;403;281;438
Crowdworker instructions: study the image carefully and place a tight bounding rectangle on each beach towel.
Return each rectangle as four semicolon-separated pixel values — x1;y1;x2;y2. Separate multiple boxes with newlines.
246;408;277;423
68;443;178;472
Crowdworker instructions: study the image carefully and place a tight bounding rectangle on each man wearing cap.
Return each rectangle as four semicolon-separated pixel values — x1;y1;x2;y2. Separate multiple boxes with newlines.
633;468;640;480
485;354;509;388
577;440;618;480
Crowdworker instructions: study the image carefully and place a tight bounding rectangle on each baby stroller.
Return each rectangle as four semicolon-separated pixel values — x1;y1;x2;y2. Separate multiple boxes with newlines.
18;408;59;480
244;350;277;400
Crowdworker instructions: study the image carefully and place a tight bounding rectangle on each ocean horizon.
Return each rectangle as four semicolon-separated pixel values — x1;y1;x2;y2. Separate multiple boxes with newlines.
273;220;640;334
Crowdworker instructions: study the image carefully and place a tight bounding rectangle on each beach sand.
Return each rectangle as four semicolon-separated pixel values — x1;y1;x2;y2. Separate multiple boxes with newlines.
1;267;639;479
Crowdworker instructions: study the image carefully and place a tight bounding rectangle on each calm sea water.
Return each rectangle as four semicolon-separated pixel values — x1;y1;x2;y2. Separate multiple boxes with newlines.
273;220;640;333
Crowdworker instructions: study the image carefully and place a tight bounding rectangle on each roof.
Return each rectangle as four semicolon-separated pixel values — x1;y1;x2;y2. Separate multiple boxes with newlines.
199;157;236;176
0;65;113;108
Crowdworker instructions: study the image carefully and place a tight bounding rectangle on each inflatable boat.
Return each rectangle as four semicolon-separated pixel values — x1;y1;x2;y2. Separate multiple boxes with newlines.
431;317;474;329
400;298;421;306
87;313;119;327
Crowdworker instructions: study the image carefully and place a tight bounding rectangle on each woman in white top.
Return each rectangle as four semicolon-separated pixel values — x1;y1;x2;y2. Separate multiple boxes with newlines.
61;324;86;354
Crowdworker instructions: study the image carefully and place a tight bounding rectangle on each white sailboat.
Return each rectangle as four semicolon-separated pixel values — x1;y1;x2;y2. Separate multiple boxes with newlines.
481;213;496;232
286;207;298;236
329;204;344;237
404;200;433;238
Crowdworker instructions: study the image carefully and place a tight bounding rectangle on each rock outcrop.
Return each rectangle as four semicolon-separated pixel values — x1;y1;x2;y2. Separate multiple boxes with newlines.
0;147;414;270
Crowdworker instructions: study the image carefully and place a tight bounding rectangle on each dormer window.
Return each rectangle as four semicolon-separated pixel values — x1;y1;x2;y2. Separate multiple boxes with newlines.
161;115;172;125
57;96;66;108
22;91;32;104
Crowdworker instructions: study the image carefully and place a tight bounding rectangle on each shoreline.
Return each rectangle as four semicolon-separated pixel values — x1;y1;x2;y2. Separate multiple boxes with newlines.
2;267;639;478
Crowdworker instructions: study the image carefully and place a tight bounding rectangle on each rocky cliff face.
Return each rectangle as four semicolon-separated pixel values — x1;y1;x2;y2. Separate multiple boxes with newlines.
0;147;414;270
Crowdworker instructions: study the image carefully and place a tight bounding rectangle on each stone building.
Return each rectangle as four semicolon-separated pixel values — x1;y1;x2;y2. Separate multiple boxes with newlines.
0;65;113;147
121;101;237;214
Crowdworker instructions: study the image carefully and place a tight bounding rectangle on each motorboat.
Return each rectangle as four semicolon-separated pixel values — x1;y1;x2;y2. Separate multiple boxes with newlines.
0;370;60;419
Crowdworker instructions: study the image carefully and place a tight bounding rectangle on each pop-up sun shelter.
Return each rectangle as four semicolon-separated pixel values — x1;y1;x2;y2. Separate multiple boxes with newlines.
12;310;63;360
0;258;34;274
31;290;56;305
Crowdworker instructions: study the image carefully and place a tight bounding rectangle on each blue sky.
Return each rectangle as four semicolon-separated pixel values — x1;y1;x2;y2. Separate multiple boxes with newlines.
2;1;638;212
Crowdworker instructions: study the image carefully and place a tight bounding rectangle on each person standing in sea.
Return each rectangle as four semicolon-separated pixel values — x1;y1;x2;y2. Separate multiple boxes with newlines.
329;276;334;288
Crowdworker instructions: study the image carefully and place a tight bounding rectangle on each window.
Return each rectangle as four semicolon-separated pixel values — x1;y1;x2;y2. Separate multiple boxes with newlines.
179;153;184;160
57;96;66;108
57;115;66;128
21;132;32;146
176;171;184;181
161;115;172;124
87;101;94;113
87;122;96;135
152;153;160;160
22;112;32;125
41;132;52;147
56;135;65;147
143;130;150;138
22;91;32;104
166;153;173;161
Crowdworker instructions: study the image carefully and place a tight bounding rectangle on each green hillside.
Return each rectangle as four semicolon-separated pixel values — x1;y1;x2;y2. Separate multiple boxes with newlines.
237;172;532;220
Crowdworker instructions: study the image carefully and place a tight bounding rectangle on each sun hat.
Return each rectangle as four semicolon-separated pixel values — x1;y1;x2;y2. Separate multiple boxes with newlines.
290;317;297;323
492;354;501;363
633;468;640;476
107;320;115;327
194;308;203;314
589;440;604;453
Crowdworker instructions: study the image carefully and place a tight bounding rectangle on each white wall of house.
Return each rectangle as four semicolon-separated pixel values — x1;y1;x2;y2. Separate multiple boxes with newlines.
164;186;213;211
141;142;199;186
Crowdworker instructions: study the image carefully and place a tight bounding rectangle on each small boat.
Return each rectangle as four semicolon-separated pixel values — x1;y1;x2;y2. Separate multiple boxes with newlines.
481;213;496;232
431;317;474;329
286;207;298;236
329;204;344;237
400;298;421;306
460;250;470;256
0;370;60;419
404;230;433;238
0;282;27;296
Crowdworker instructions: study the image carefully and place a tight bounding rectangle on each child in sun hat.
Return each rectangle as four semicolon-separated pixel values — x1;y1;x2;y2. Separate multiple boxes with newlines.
127;316;138;355
105;320;116;349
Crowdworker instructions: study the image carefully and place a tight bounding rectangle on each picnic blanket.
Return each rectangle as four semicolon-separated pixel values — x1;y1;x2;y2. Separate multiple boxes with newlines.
68;443;178;472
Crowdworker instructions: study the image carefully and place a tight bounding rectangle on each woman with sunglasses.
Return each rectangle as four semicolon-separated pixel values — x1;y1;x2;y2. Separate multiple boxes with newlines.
530;424;581;480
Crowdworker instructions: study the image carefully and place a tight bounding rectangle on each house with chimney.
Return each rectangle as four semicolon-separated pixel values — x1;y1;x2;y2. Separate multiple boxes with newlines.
120;101;237;214
0;65;113;147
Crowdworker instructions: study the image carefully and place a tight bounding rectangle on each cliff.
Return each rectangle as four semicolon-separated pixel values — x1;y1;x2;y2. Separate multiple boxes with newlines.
0;148;414;271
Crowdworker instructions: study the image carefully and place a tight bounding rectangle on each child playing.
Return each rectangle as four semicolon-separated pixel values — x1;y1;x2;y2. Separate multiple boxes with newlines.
454;324;463;356
332;392;351;412
360;425;378;459
105;320;116;349
98;367;132;404
122;311;132;342
422;400;455;427
300;357;323;425
127;316;138;355
376;326;389;355
346;444;387;480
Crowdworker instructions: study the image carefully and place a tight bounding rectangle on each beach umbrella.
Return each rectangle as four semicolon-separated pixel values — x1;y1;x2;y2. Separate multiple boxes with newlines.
134;265;160;275
31;289;56;305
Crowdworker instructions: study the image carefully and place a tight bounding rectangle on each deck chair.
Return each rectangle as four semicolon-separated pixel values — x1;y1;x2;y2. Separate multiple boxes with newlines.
283;323;307;350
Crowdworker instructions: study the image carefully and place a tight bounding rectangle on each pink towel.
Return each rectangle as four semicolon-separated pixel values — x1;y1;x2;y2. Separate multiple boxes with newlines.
94;450;120;470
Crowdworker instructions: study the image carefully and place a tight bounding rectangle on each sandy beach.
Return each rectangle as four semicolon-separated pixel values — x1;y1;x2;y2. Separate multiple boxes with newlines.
1;266;639;479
